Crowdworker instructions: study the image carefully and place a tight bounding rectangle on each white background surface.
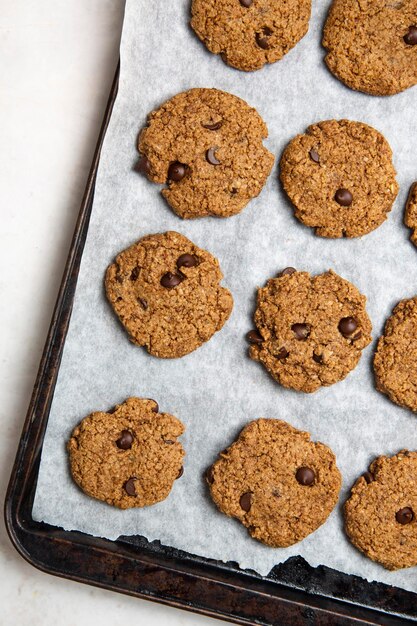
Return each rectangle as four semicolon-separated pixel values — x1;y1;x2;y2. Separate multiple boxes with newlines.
0;2;226;624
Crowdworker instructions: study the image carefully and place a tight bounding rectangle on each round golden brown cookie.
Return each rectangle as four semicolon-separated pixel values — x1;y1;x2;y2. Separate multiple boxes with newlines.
404;182;417;246
190;0;311;72
105;231;233;358
344;450;417;570
374;296;417;412
323;0;417;96
68;397;185;509
280;120;398;238
137;88;274;219
207;419;341;547
248;269;372;393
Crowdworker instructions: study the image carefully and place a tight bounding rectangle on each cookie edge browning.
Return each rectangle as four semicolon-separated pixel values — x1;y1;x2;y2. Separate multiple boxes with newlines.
104;231;234;358
404;182;417;246
344;450;417;570
190;0;312;73
249;269;373;393
374;296;417;412
137;88;275;219
206;418;342;547
279;119;399;238
68;397;185;509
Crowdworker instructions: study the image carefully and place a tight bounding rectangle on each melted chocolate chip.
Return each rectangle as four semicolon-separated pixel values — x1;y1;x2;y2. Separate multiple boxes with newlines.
137;297;148;310
278;267;296;277
247;330;264;345
404;25;417;45
130;267;140;281
202;120;223;130
256;27;273;49
160;272;183;289
292;323;310;340
176;466;184;479
124;477;137;496
363;471;374;484
338;317;358;337
206;466;215;484
276;347;289;360
240;492;252;512
239;0;253;6
309;148;320;163
168;162;187;182
177;253;198;268
396;507;414;524
335;188;353;207
148;399;158;413
136;156;151;175
206;147;221;165
116;430;134;450
296;467;315;486
313;352;323;364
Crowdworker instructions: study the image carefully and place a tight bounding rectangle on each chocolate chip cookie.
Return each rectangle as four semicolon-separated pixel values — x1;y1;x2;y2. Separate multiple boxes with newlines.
137;88;274;219
345;450;417;570
280;120;398;238
248;269;372;393
323;0;417;96
404;182;417;246
68;397;185;509
374;296;417;412
190;0;311;72
105;231;233;358
207;419;341;547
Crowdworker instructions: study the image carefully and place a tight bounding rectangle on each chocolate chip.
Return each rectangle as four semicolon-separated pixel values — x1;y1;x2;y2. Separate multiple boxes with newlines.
338;317;358;337
176;466;184;479
256;27;273;49
116;430;134;450
160;272;183;289
313;352;323;364
296;467;315;486
404;25;417;45
136;156;151;175
177;253;198;268
164;439;175;445
148;399;158;412
363;471;374;484
206;147;221;165
292;323;310;340
309;148;320;163
137;297;148;310
246;330;264;345
276;347;289;360
240;492;252;512
335;188;353;206
202;121;223;130
130;267;140;281
239;0;252;6
168;162;187;182
124;477;137;496
278;267;296;277
206;466;215;484
396;507;414;524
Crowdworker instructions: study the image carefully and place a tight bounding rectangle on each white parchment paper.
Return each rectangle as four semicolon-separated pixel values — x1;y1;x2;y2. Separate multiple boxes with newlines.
33;0;417;592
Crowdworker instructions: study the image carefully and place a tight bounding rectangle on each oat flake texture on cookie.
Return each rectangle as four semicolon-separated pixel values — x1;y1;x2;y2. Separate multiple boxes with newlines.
280;120;398;238
137;88;274;219
105;231;233;358
374;296;417;412
190;0;312;72
323;0;417;96
207;419;341;547
68;397;185;510
345;451;417;570
248;269;372;393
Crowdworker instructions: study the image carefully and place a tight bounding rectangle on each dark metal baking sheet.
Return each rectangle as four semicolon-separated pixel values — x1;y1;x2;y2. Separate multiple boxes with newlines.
5;65;417;626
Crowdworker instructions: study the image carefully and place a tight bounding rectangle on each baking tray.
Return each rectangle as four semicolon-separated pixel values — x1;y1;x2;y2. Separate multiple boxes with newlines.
5;64;417;626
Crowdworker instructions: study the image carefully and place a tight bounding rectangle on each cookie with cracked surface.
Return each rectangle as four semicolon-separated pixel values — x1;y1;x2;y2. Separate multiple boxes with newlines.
280;120;398;238
248;269;372;393
207;419;341;547
404;182;417;246
68;397;185;509
345;450;417;570
323;0;417;96
374;296;417;412
190;0;311;72
137;88;274;219
105;231;233;358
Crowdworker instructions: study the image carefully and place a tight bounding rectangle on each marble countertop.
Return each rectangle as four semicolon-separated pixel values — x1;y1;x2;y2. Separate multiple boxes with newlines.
0;2;227;623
